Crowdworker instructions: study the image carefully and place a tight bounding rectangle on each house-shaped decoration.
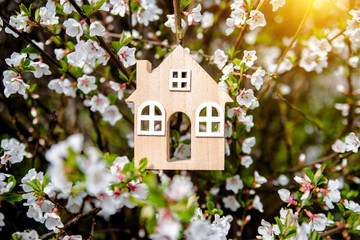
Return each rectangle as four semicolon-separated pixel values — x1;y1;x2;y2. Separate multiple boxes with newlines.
126;45;233;170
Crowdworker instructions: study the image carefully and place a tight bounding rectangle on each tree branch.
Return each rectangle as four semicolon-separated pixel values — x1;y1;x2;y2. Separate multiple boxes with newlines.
173;0;183;46
40;207;101;239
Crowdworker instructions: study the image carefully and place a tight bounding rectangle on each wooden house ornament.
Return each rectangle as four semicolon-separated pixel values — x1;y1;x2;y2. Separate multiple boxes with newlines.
126;45;233;170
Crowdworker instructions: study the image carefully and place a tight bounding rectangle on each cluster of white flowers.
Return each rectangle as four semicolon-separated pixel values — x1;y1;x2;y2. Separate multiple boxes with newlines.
1;138;28;165
332;132;360;153
184;208;233;240
225;1;266;36
299;36;332;73
345;9;360;51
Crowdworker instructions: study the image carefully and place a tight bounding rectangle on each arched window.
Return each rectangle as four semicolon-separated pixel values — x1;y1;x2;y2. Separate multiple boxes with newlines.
196;102;224;137
137;101;165;135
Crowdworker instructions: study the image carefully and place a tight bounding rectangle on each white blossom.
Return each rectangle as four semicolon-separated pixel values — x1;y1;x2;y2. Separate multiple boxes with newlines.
186;5;202;25
243;50;257;67
29;61;51;78
253;195;264;213
84;93;110;113
77;75;97;94
237;89;257;108
246;10;266;30
164;175;194;201
39;1;59;26
323;179;341;209
118;46;136;68
242;136;256;154
110;0;129;17
101;105;123;126
63;18;83;41
89;21;105;37
241;156;253;168
226;175;243;194
223;195;240;212
345;132;360;153
270;0;285;12
1;138;28;164
201;12;214;28
251;68;265;90
213;49;228;70
164;14;186;33
2;74;30;98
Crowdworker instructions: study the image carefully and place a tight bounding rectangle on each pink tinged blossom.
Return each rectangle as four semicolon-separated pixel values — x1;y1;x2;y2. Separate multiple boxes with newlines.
331;139;347;153
237;89;257;108
242;50;257;67
84;93;110;113
305;211;327;232
186;4;202;25
344;199;360;213
39;1;59;26
254;171;267;187
30;61;51;78
62;79;77;98
1;138;28;164
223;195;240;212
5;52;27;67
278;189;297;206
323;179;341;209
242;136;256;154
101;105;123;126
345;132;360;153
257;219;280;240
62;235;82;240
299;49;318;72
89;21;105;37
110;0;129;17
164;175;194;201
294;176;313;200
270;0;285;12
246;10;266;30
213;49;228;70
77;75;97;94
241;156;253;168
130;182;149;200
228;107;246;119
117;46;136;68
173;143;191;160
149;210;181;240
3;74;30;98
63;18;83;42
109;81;126;100
44;212;64;231
184;220;211;240
251;68;265;90
226;175;244;194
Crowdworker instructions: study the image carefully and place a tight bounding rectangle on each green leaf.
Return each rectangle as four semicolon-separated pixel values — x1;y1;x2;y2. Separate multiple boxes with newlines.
206;201;215;211
275;217;284;235
285;226;297;239
93;0;106;11
7;175;17;192
2;194;22;204
304;168;314;182
138;158;148;172
108;94;118;105
20;4;30;16
69;66;83;78
112;41;121;52
233;58;241;66
129;69;136;82
35;8;40;22
316;176;327;186
118;69;129;82
148;192;167;207
25;179;41;192
337;203;345;216
104;152;117;165
42;173;51;189
123;162;134;172
81;5;94;17
180;0;192;10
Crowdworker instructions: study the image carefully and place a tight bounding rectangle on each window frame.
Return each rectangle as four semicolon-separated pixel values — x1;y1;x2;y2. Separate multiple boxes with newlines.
137;100;166;136
169;69;191;91
195;102;224;137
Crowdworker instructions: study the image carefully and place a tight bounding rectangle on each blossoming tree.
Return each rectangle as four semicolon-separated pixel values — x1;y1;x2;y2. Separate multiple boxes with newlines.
0;0;360;239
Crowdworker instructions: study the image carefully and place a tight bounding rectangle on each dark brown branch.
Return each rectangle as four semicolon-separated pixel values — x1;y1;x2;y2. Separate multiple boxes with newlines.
321;225;346;237
173;0;183;46
40;207;101;239
89;109;104;151
68;0;130;79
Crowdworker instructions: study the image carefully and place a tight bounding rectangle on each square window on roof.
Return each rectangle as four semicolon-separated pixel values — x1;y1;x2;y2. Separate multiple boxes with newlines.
169;69;191;91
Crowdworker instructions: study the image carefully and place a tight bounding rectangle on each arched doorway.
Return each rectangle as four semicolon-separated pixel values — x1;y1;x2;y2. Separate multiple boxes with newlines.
168;112;191;161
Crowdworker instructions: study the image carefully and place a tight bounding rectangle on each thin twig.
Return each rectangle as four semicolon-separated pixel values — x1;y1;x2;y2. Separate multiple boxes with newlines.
68;0;130;79
321;225;346;237
40;207;101;239
89;110;104;152
173;0;183;46
275;0;314;73
274;92;324;130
